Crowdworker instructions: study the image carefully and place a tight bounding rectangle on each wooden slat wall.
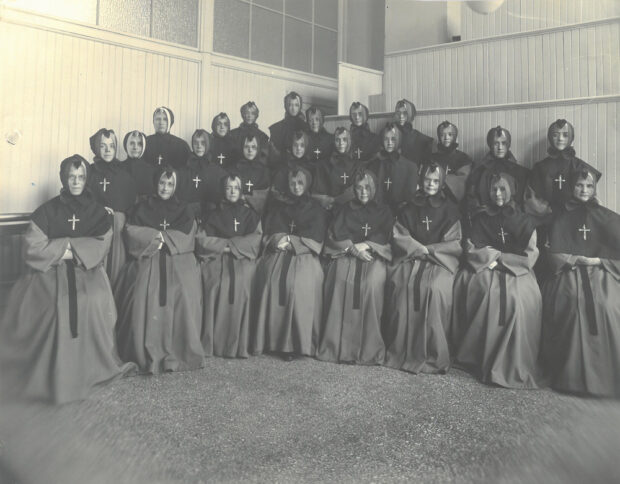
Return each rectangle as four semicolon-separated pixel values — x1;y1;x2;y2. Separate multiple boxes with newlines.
337;63;383;115
461;0;620;40
383;19;620;111
205;57;338;134
0;20;201;214
323;98;619;212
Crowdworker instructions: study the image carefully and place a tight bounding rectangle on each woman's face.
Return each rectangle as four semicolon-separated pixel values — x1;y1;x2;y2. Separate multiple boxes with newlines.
243;138;258;161
286;97;301;117
99;135;116;162
157;175;175;200
383;128;398;153
491;134;509;159
439;127;456;148
292;138;306;159
355;176;373;205
394;106;409;126
126;134;143;158
193;135;207;157
350;107;365;127
308;112;322;134
242;108;258;125
423;171;441;196
67;164;86;196
490;180;510;207
289;173;307;197
153;112;168;134
335;132;349;154
573;176;595;202
550;125;571;151
215;117;229;137
225;179;241;203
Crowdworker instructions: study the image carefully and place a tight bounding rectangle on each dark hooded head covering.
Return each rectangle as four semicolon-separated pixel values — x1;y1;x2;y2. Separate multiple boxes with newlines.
240;101;259;119
547;118;576;158
380;122;403;153
349;101;370;126
486;126;511;151
284;91;304;119
211;112;231;137
123;130;147;159
394;99;416;123
89;128;118;160
191;129;211;157
153;106;174;132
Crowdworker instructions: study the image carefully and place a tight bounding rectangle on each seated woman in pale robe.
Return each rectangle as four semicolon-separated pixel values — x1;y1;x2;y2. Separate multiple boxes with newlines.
251;167;327;360
541;167;620;398
114;166;204;374
0;155;134;403
317;169;393;365
452;172;543;389
383;163;462;374
196;175;262;358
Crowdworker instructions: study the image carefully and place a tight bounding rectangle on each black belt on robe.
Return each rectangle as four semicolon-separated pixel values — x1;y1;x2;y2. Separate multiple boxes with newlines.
228;254;235;304
498;270;507;326
578;266;598;336
278;251;293;306
66;259;78;338
413;260;427;312
159;244;170;307
353;258;364;310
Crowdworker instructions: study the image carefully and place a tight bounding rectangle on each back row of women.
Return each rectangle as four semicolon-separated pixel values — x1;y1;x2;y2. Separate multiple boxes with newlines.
1;93;618;404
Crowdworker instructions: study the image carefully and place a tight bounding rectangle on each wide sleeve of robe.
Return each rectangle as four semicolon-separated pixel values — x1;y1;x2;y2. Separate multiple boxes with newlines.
498;231;538;276
196;222;262;260
445;163;471;203
23;221;70;272
124;224;162;259
70;230;113;270
162;222;197;255
463;238;501;272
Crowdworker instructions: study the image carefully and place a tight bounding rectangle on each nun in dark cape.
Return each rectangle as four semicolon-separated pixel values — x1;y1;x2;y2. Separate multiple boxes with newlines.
251;167;327;358
349;102;380;163
144;106;191;169
541;167;620;398
270;130;316;203
87;128;137;285
196;175;262;358
176;129;228;219
269;91;308;164
430;120;473;204
366;122;419;212
231;132;272;216
393;99;433;165
305;106;334;163
123;129;155;197
452;172;543;389
230;101;271;166
210;112;237;171
0;155;134;403
114;166;204;374
383;164;462;374
317;169;393;365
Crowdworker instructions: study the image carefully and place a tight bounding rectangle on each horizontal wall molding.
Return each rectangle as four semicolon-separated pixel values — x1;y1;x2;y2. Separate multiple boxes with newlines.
386;16;620;57
338;61;384;76
1;6;202;62
325;95;620;123
210;52;338;90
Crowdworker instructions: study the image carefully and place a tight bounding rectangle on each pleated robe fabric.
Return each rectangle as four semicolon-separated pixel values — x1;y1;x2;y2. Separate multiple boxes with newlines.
541;200;620;397
114;222;204;373
196;202;262;358
0;223;133;403
317;200;393;365
251;196;327;356
451;230;544;389
384;213;462;374
88;159;138;285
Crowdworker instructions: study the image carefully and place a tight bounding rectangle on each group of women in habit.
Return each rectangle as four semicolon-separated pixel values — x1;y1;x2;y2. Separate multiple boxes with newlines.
1;92;619;405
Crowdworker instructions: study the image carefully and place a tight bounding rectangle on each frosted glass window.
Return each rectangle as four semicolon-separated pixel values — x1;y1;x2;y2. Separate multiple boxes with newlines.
314;26;337;78
284;17;311;72
254;0;283;12
10;0;97;24
251;6;283;66
99;0;150;38
285;0;312;21
152;0;198;47
315;0;338;29
214;0;250;59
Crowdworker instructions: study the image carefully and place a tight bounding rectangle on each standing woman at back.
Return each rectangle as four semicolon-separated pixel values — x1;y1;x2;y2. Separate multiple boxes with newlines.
143;106;191;170
269;91;307;167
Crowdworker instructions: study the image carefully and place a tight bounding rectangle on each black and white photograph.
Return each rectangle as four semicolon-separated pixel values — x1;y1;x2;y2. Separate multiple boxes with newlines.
0;0;619;482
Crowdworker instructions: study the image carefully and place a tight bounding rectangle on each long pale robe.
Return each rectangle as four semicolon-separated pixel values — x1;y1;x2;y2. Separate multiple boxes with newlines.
114;222;204;373
196;217;262;358
317;202;393;365
452;233;544;389
384;221;462;373
251;233;325;356
0;224;133;403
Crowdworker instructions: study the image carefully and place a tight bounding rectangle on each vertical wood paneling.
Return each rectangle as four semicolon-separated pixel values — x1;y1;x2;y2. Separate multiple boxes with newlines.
461;0;620;40
0;21;201;214
337;63;383;115
383;21;619;111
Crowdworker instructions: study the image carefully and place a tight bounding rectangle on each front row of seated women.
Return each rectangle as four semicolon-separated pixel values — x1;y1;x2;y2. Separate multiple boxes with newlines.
2;152;620;404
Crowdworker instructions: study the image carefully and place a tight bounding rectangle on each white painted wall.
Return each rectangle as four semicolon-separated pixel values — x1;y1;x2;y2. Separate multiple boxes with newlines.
337;63;384;115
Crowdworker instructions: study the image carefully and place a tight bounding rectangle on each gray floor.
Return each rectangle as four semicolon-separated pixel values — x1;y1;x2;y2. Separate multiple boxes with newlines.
1;355;619;484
